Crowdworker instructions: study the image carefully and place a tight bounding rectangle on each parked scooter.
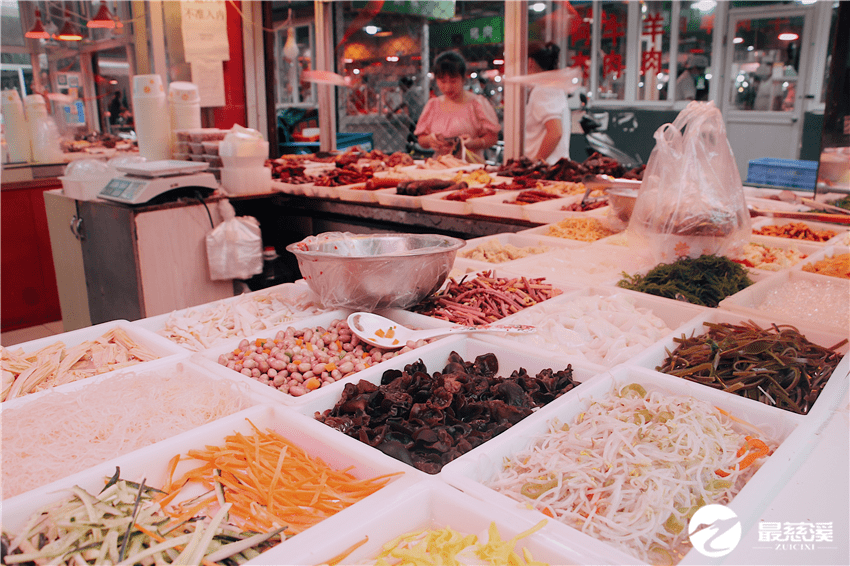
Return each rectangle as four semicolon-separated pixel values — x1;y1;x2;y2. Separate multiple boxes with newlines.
578;93;642;169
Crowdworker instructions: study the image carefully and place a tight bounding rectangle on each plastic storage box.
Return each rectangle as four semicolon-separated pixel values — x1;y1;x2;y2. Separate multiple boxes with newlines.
746;158;818;191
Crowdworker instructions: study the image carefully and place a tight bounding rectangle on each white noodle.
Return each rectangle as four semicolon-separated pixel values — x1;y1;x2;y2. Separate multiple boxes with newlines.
1;364;255;498
158;285;325;351
485;386;775;564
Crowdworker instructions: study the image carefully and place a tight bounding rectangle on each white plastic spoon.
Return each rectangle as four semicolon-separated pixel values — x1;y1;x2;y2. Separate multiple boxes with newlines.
347;312;536;349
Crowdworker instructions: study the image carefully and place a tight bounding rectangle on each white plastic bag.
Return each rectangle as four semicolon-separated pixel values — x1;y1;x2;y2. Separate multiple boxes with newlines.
205;199;263;280
626;101;751;263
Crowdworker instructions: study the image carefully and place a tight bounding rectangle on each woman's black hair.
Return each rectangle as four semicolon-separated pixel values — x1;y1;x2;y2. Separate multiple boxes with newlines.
528;42;560;71
433;51;467;78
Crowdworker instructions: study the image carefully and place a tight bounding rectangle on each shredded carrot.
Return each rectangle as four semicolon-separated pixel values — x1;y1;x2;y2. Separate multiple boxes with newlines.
541;507;554;518
305;377;321;390
160;418;403;534
320;536;369;566
716;435;771;477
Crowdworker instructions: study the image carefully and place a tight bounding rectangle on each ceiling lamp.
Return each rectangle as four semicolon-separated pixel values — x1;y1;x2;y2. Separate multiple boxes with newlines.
88;2;116;28
25;9;50;39
55;9;83;41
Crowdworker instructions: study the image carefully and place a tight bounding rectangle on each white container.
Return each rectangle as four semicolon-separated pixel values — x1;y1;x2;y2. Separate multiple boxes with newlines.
221;165;272;195
168;81;201;142
1;320;186;408
132;74;171;161
1;89;31;162
628;309;849;421
24;94;62;163
440;365;810;566
266;479;602;566
0;403;421;558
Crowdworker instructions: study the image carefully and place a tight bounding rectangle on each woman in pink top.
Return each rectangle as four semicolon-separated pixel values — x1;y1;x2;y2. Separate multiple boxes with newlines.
415;51;501;161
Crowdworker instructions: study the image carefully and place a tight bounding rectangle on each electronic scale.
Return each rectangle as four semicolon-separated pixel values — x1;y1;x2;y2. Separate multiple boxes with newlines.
98;160;219;205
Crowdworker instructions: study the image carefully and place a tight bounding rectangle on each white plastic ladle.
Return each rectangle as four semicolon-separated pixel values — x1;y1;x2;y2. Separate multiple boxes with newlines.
347;312;536;350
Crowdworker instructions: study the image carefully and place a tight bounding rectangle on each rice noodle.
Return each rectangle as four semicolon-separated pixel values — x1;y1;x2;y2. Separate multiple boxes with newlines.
485;385;775;564
1;364;255;498
158;285;326;351
502;293;673;367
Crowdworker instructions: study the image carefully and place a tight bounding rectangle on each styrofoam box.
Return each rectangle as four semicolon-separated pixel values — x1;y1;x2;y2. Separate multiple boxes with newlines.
1;320;185;407
290;336;602;465
0;356;272;496
195;309;461;408
1;403;422;562
627;309;850;422
718;269;850;336
300;182;339;199
828;230;850;247
132;282;330;353
793;244;850;276
503;241;656;287
259;479;609;566
374;186;422;209
335;182;379;203
440;365;813;566
473;285;708;374
750;216;848;246
469;190;527;220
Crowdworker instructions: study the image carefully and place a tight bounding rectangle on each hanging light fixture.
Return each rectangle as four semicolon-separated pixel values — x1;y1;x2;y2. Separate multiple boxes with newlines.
87;2;116;28
55;9;83;41
25;9;50;39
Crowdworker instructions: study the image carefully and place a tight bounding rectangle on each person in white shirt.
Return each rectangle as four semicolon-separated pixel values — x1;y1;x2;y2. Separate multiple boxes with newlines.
524;42;571;164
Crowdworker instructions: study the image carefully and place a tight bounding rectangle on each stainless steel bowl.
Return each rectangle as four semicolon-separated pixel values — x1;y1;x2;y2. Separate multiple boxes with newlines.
286;232;465;310
606;188;639;223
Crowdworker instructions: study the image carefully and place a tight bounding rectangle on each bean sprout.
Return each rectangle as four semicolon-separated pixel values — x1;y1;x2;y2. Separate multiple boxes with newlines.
485;384;775;564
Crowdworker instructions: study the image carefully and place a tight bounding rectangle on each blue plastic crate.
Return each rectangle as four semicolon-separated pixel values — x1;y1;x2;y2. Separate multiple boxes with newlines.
746;158;818;191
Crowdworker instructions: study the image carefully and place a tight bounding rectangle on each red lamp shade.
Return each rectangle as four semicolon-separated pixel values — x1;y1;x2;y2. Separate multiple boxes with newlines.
87;2;116;29
55;9;83;41
25;9;50;39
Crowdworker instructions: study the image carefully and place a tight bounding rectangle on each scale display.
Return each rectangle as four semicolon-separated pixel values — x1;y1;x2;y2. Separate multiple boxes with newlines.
98;171;219;205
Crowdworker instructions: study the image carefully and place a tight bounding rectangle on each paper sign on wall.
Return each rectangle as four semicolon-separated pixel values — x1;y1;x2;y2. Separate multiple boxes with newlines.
181;0;230;62
191;59;226;107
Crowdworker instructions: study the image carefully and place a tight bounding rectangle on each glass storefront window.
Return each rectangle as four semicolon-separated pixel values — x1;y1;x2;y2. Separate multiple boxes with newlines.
729;14;804;112
676;0;714;102
567;1;592;91
637;1;671;101
597;1;628;101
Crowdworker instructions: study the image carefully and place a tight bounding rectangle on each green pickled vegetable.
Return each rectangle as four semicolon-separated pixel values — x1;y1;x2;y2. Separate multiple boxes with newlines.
617;255;753;308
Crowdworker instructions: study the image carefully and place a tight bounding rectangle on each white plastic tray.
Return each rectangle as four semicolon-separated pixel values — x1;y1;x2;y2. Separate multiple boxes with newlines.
132;282;329;352
474;285;708;372
335;182;379;203
374;186;422;209
270;179;310;195
750;216;849;246
1;403;422;562
455;232;579;272
718;269;850;335
195;309;458;408
468;190;526;219
301;183;339;199
440;365;811;566
505;242;655;287
420;187;486;215
732;236;824;273
794;244;850;277
258;479;609;565
1;320;186;407
0;356;269;497
628;309;849;421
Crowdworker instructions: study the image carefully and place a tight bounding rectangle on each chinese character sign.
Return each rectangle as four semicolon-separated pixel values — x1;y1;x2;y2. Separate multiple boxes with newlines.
181;0;230;62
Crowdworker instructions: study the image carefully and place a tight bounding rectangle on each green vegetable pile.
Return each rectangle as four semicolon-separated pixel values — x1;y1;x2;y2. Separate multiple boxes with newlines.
616;254;754;308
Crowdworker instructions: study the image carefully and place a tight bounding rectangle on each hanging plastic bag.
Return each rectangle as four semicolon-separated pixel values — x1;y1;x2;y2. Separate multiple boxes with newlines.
626;101;751;263
205;199;263;280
